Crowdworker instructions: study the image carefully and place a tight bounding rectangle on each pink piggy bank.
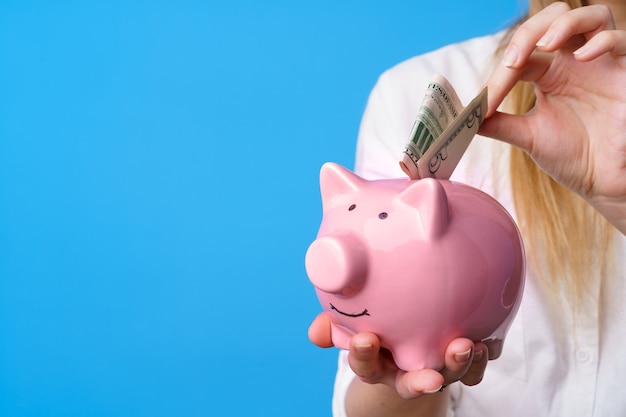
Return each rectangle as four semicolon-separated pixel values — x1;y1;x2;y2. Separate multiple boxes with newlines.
305;162;525;371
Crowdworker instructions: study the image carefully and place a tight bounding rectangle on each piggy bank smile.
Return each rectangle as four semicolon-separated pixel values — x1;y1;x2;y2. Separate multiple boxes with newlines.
330;303;370;318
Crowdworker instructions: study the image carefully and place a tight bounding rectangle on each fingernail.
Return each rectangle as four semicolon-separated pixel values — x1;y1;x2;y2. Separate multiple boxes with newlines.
355;342;372;354
423;385;444;394
536;29;555;48
454;348;472;363
573;44;589;57
502;45;519;67
473;349;484;362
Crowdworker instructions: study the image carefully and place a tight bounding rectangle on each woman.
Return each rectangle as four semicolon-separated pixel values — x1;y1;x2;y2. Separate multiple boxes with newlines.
309;1;626;416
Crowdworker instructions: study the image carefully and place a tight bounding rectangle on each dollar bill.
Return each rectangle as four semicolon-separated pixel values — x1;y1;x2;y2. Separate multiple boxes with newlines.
400;75;488;180
399;75;463;179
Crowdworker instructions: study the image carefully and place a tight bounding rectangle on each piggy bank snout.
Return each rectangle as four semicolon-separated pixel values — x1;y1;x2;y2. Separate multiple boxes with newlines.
305;234;368;296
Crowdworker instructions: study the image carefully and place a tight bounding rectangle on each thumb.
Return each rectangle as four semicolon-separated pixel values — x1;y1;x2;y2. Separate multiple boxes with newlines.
479;111;534;152
308;313;335;348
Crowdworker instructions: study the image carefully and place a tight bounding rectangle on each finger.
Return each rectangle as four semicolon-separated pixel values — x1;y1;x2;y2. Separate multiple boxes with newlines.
460;342;489;386
574;30;626;61
502;2;572;68
348;333;444;398
307;313;334;348
485;3;569;117
536;4;616;52
348;332;387;384
485;52;552;117
438;338;475;385
479;110;534;152
395;368;445;399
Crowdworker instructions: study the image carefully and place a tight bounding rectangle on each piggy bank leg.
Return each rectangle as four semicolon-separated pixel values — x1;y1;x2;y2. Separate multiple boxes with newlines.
481;320;507;360
389;342;446;372
330;322;355;351
483;337;504;360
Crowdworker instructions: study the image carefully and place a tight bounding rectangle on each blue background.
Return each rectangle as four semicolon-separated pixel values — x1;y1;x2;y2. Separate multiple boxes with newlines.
1;1;525;416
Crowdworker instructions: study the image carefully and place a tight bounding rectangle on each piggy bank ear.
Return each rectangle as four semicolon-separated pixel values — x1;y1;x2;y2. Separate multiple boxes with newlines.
319;162;363;210
398;178;450;239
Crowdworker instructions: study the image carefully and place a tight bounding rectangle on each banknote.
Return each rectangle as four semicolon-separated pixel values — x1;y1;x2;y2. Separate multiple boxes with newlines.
400;75;488;180
400;75;463;172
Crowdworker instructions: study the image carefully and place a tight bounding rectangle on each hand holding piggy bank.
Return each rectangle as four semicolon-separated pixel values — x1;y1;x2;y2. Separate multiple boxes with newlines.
305;163;525;371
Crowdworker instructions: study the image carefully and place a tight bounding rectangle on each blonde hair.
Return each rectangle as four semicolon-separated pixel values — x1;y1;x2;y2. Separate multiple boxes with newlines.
505;0;614;308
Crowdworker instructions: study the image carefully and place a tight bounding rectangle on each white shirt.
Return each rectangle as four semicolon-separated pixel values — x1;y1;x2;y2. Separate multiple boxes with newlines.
332;32;626;417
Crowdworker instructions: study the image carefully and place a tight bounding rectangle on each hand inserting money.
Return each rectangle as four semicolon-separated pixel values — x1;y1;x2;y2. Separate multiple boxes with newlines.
400;75;488;180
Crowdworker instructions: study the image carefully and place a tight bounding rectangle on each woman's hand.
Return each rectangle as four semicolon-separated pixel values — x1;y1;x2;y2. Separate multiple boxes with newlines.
345;332;488;399
308;313;489;399
480;2;626;233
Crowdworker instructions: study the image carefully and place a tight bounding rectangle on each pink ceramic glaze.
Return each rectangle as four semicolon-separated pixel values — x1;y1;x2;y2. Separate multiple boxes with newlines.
305;162;525;371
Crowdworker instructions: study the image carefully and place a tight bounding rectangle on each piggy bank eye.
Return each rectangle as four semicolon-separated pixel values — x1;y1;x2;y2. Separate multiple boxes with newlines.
348;204;357;211
378;212;388;220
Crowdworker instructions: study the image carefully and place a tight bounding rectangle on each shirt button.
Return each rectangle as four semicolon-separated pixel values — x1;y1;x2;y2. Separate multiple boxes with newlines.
577;349;590;363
